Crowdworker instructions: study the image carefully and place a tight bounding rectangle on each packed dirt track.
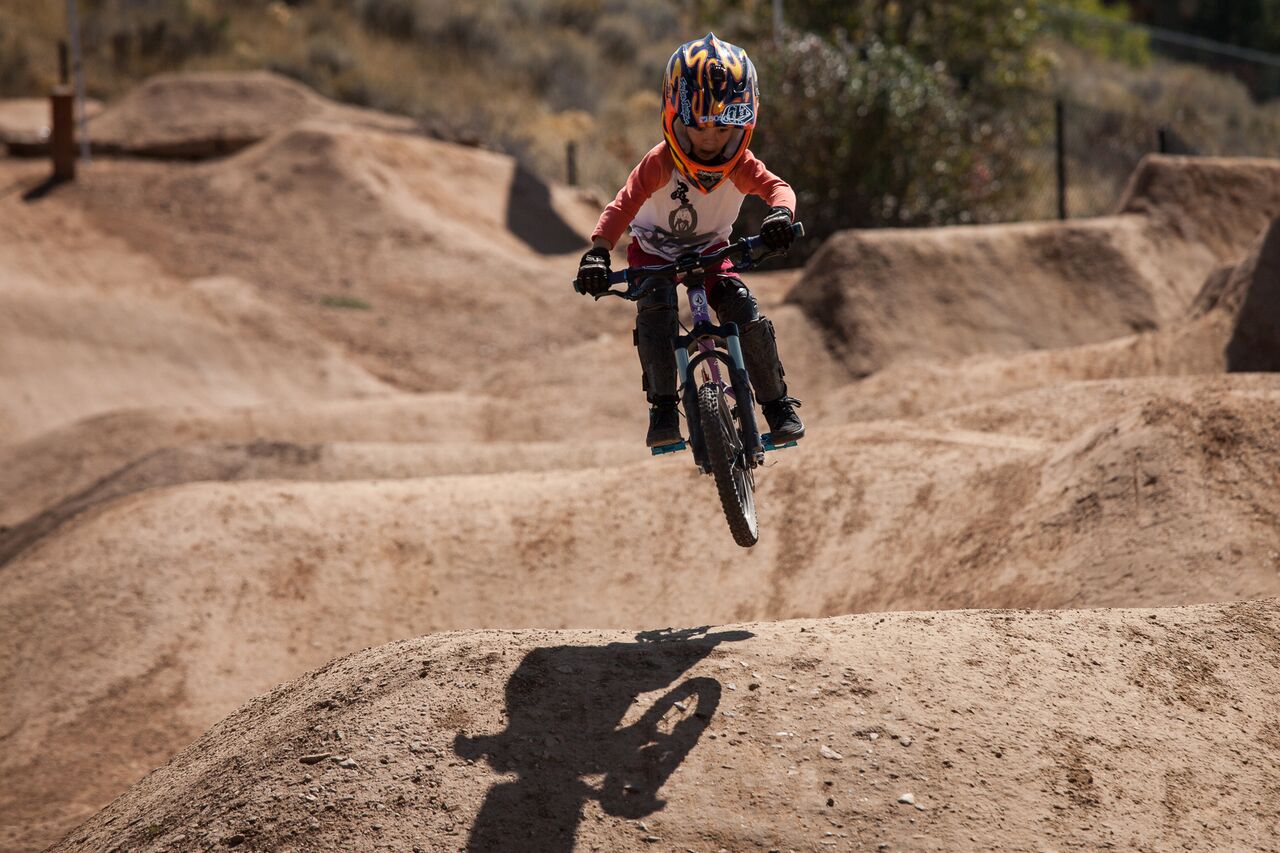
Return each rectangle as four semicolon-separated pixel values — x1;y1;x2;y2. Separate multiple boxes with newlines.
2;72;1280;851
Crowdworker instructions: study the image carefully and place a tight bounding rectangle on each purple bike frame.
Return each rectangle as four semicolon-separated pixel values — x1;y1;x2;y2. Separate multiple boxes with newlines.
683;282;725;391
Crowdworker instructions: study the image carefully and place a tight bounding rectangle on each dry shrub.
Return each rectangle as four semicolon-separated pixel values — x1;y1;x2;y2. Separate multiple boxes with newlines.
83;0;230;74
0;21;37;96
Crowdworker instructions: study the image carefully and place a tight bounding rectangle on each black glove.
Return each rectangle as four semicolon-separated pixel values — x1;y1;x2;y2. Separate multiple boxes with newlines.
575;247;611;296
760;206;795;251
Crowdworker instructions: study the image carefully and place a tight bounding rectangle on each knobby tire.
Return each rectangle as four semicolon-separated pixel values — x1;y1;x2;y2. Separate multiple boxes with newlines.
697;382;759;548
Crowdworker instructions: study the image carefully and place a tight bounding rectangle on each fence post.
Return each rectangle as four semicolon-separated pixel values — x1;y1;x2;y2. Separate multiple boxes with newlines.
1157;126;1169;154
51;42;76;181
566;140;578;187
1055;98;1067;221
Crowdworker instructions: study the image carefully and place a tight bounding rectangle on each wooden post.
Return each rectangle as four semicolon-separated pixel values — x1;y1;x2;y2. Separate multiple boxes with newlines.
566;140;578;187
1157;126;1169;154
51;86;76;180
1055;99;1067;221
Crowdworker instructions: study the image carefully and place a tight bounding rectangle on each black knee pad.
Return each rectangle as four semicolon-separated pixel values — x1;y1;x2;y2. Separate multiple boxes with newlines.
708;277;760;327
739;315;787;401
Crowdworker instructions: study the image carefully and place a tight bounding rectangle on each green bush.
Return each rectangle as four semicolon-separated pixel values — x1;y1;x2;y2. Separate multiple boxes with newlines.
752;32;1047;252
1045;0;1150;67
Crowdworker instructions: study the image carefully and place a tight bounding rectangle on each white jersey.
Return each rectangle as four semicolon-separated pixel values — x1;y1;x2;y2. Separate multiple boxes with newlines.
592;142;797;262
630;169;747;259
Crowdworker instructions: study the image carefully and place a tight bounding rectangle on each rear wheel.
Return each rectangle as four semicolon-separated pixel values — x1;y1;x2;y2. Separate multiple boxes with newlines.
697;382;759;547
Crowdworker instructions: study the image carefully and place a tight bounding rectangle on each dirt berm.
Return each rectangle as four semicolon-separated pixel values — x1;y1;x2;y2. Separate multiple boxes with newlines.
789;156;1280;377
51;602;1280;852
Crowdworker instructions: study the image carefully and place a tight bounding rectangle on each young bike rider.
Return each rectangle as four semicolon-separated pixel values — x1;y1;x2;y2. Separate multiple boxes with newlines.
575;33;805;449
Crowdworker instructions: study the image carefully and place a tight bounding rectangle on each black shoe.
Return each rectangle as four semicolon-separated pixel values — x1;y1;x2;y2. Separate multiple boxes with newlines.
762;395;805;442
646;397;684;447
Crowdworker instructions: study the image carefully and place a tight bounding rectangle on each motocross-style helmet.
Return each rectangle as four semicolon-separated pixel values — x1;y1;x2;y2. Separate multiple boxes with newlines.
661;33;758;194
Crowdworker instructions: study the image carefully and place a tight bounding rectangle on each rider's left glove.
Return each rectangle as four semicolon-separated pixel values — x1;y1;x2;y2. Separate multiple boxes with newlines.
575;247;612;296
760;206;795;251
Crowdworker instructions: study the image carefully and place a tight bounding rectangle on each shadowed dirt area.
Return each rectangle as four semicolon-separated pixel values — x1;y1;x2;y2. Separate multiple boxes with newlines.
2;72;1280;852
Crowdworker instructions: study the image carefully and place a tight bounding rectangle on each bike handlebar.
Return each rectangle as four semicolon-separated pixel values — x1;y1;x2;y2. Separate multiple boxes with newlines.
573;221;805;301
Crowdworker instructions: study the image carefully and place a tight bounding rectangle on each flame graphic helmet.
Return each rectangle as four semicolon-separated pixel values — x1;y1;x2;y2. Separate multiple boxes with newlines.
661;33;758;194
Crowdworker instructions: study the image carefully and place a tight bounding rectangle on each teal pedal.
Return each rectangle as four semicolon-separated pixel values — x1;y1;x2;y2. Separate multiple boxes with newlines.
651;441;687;456
761;433;798;452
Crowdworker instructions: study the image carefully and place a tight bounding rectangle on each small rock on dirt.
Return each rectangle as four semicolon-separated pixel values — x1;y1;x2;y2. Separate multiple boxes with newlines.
820;745;843;760
299;753;330;765
898;792;916;805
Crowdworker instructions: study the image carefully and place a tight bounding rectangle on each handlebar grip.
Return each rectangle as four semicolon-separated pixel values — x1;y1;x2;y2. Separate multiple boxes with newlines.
572;277;584;294
792;221;805;238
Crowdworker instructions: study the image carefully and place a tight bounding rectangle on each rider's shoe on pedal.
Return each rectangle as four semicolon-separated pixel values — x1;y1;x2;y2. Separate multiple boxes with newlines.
762;395;805;442
646;395;684;447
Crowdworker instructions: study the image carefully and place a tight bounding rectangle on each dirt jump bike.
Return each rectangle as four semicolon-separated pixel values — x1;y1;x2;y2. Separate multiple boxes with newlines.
574;223;805;548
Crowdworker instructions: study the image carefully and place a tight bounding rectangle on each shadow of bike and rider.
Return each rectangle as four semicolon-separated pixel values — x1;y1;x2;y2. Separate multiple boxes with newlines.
454;626;754;852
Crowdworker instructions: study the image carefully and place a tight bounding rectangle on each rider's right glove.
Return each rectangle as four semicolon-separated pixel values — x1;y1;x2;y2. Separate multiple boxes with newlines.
575;247;611;296
760;206;795;251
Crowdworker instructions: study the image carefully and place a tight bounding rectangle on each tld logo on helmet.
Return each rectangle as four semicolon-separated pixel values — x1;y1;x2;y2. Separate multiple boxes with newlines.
718;103;754;126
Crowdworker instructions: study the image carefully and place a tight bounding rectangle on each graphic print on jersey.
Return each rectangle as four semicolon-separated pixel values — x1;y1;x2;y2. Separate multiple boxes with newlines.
669;179;698;237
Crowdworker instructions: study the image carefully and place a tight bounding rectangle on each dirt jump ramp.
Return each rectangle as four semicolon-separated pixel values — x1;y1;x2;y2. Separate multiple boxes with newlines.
789;156;1280;377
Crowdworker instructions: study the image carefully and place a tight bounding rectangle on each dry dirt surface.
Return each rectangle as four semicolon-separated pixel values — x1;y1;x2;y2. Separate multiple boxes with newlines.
49;604;1280;853
3;72;1280;852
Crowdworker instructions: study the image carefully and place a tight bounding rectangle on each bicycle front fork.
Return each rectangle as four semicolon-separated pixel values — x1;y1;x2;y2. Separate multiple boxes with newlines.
674;324;764;469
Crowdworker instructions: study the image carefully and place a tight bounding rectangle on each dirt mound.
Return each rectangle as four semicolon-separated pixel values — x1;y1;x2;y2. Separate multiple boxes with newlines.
0;271;390;444
789;156;1280;377
87;70;413;157
49;601;1280;852
1118;154;1280;258
1200;217;1280;371
0;162;399;443
807;214;1280;423
6;377;1280;849
74;121;606;390
0;437;643;567
0;388;648;528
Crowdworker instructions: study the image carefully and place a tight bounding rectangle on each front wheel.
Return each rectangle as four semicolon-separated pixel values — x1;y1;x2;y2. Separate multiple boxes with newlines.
697;382;759;548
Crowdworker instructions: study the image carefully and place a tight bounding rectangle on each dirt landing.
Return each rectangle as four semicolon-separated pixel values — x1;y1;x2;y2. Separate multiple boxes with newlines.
50;602;1280;852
